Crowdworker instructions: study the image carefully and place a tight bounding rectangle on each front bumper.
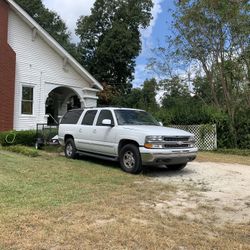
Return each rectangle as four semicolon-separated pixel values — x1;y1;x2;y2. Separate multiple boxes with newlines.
140;147;198;166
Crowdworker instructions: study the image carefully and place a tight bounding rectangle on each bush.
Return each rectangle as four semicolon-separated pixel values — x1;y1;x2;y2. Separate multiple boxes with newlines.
1;145;39;157
0;130;37;146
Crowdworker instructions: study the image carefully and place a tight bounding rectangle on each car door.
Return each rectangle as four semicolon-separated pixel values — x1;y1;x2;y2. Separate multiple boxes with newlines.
90;110;117;156
76;109;98;152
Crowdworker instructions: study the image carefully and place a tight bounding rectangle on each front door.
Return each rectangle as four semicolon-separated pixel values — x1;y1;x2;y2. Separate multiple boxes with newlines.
89;110;117;156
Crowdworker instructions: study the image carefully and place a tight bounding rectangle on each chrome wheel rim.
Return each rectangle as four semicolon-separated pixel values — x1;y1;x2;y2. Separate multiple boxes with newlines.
123;151;135;169
66;143;73;157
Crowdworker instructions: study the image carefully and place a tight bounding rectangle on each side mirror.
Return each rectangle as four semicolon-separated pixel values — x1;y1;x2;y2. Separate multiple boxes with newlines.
102;119;114;127
159;122;163;126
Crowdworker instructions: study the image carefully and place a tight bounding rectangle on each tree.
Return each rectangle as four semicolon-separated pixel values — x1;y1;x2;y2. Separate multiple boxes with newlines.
141;78;159;112
112;78;159;112
149;0;250;148
76;0;153;96
14;0;78;59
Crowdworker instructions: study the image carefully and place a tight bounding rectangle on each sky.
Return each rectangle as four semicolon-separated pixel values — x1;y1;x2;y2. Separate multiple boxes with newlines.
42;0;176;87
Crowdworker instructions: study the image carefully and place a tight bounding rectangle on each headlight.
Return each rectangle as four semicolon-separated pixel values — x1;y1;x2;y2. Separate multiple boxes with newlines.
188;136;194;141
188;136;196;147
145;135;164;142
144;135;164;149
188;136;195;143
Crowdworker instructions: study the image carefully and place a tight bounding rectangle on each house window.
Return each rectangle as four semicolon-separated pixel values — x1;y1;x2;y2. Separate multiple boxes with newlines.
22;86;33;115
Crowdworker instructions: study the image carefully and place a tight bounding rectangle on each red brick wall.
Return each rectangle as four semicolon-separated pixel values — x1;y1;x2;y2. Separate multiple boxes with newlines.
0;0;16;131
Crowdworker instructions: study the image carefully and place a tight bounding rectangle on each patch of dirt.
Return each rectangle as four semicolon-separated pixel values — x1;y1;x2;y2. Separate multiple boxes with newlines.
146;162;250;225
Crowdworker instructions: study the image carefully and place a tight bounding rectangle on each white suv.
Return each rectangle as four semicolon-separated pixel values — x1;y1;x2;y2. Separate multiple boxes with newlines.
58;108;197;174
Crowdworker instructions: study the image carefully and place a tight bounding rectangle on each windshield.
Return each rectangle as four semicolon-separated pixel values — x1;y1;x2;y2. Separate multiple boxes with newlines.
114;110;160;126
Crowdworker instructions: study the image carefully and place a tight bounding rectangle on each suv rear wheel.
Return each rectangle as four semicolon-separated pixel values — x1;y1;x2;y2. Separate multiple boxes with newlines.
119;144;142;174
65;138;77;159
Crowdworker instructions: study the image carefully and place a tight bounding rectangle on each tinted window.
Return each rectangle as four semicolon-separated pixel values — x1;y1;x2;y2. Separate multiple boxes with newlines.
97;110;114;126
82;110;97;125
60;110;83;124
114;110;160;126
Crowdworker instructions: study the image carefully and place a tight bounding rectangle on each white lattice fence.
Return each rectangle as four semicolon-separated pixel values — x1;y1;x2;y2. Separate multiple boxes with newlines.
169;124;217;150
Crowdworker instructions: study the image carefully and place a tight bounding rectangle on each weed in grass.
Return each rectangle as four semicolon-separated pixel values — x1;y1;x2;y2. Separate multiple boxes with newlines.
1;145;39;157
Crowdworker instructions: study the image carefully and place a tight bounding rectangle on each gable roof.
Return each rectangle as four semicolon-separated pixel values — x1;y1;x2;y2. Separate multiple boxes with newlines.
6;0;103;91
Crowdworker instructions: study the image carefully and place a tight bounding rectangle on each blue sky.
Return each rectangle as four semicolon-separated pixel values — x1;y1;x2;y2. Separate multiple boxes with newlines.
42;0;176;87
135;0;176;86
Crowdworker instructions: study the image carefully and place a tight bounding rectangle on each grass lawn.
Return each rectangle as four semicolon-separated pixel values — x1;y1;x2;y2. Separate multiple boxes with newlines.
0;150;249;249
197;151;250;165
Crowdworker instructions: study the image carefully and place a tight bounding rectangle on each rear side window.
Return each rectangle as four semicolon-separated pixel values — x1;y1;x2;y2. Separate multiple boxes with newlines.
60;110;83;124
96;110;114;126
82;110;97;125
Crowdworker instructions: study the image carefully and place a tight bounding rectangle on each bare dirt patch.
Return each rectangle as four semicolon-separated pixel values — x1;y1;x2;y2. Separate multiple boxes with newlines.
146;161;250;225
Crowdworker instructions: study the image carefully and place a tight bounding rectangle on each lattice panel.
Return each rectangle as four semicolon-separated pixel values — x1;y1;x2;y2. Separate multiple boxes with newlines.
169;124;217;151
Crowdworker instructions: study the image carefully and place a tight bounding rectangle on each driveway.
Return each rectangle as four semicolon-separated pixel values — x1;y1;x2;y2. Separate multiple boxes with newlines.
145;161;250;224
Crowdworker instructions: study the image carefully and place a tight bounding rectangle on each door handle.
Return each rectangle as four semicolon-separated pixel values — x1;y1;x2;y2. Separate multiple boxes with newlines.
93;129;97;134
79;128;82;133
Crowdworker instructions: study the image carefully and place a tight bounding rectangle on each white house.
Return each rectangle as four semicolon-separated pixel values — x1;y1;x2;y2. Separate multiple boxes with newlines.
0;0;103;131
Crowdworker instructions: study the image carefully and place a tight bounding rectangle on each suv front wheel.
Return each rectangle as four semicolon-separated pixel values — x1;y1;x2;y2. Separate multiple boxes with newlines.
119;144;142;174
65;138;77;159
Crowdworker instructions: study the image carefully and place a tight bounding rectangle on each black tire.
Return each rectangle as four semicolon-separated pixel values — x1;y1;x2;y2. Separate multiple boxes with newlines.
119;144;142;174
167;163;187;171
64;138;77;159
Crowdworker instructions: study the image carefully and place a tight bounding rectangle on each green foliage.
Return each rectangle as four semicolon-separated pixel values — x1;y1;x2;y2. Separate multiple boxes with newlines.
148;0;250;149
36;128;58;143
76;0;153;97
112;78;159;112
1;145;39;157
0;130;37;146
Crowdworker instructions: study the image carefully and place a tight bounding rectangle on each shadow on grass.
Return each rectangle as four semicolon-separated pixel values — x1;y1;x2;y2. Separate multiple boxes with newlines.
77;154;120;170
76;153;195;178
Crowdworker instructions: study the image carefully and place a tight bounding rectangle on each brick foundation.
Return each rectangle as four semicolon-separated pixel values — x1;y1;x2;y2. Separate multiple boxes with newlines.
0;0;16;131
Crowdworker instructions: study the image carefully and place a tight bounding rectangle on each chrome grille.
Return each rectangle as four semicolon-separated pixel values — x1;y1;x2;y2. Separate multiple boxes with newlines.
163;136;193;148
163;137;189;142
164;144;189;148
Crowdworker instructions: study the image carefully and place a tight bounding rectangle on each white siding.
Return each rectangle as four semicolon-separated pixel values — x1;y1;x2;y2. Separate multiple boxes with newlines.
7;10;97;130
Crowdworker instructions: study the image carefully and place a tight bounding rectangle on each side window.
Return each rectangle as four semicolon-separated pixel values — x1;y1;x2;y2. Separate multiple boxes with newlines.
60;110;83;124
96;110;114;126
22;86;33;115
82;110;97;125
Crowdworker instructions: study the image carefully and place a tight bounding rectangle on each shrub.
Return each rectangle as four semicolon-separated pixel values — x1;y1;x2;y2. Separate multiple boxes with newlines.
2;145;39;157
0;130;37;146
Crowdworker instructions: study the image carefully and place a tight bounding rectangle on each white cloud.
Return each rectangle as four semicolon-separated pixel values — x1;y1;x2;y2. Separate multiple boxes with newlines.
141;0;163;39
140;0;163;57
133;64;149;87
133;0;164;86
42;0;95;42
